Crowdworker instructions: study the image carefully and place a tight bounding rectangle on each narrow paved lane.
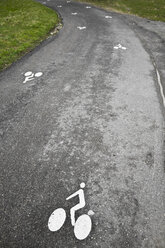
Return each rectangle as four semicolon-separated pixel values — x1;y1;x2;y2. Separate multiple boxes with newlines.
0;0;165;247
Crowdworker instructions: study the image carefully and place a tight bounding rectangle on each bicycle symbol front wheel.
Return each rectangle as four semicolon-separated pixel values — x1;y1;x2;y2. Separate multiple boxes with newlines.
48;208;66;232
74;214;92;240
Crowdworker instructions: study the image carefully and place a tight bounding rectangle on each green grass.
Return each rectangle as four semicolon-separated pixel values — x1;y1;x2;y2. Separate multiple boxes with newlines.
0;0;60;71
76;0;165;22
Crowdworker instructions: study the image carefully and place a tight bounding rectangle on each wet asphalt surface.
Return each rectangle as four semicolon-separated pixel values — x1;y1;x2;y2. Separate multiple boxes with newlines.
0;0;165;247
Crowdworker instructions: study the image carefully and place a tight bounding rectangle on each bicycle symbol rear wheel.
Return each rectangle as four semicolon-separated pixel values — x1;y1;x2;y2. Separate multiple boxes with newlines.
48;208;66;232
74;214;92;240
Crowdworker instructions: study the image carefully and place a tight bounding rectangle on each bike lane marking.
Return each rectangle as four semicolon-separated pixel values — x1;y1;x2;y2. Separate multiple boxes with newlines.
74;214;92;240
48;208;66;231
23;71;43;83
77;26;86;30
114;44;127;50
48;182;93;240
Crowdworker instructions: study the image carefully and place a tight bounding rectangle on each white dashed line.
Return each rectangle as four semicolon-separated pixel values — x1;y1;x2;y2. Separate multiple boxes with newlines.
72;12;78;15
105;15;112;19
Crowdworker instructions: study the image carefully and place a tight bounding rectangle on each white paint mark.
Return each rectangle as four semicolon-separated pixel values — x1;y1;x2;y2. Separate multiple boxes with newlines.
67;0;71;2
48;208;66;232
25;71;33;77
86;6;91;8
88;210;95;216
105;15;112;19
72;12;77;15
156;68;165;108
114;44;126;50
64;84;71;92
74;214;92;240
23;71;43;83
48;182;92;240
66;182;86;226
0;129;4;137
80;182;85;188
77;26;86;30
57;5;62;7
23;71;34;83
35;72;43;77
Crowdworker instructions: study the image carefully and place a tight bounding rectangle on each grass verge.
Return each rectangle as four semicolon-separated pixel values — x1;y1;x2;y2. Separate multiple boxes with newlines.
76;0;165;22
0;0;60;71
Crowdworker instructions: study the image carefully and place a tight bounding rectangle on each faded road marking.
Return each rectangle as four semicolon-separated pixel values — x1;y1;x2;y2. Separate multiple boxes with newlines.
64;84;71;92
156;68;165;107
114;44;126;50
77;26;86;30
35;72;43;77
23;71;43;83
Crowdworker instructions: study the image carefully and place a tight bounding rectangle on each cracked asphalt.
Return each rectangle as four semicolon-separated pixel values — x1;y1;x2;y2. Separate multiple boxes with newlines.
0;0;165;247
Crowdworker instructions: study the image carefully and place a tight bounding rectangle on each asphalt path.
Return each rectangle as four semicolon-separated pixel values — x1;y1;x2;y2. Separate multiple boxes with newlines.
0;0;165;247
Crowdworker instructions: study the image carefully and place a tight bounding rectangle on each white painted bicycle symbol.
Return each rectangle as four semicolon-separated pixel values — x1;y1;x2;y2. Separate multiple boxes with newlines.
48;182;94;240
23;71;43;84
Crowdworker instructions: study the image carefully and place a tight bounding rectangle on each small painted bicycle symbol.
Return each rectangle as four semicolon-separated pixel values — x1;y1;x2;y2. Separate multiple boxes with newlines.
48;182;94;240
23;71;43;83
